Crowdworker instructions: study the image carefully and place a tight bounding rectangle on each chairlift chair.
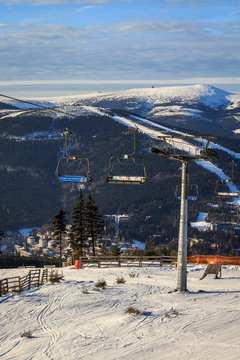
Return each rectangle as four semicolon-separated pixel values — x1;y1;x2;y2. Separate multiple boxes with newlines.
107;156;147;184
55;130;92;183
107;127;147;185
215;161;239;198
56;156;92;183
175;184;199;201
215;179;239;198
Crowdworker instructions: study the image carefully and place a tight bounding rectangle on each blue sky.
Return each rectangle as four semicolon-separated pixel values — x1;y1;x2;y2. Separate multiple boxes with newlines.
0;0;239;96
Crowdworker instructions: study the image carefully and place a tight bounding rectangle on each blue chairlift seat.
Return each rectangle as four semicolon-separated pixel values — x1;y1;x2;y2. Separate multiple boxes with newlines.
177;196;197;201
59;175;88;183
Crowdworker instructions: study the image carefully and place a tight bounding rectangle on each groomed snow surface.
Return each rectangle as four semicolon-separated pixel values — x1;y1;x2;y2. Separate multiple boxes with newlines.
1;265;240;360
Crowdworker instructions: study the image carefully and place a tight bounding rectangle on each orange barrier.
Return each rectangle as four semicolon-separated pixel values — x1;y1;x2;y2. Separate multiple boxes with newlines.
74;260;81;269
187;255;240;265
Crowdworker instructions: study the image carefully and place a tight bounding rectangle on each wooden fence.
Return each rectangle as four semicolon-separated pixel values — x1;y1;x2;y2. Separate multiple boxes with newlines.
0;269;49;297
78;255;177;268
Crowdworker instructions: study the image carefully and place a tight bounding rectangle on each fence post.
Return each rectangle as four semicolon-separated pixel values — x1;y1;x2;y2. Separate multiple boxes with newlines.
28;272;31;289
38;270;40;286
118;257;121;267
98;257;101;268
139;256;142;267
18;276;21;292
45;269;48;283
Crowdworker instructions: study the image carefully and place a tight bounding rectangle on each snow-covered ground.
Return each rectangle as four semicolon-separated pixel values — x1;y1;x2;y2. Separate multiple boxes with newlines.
0;265;240;360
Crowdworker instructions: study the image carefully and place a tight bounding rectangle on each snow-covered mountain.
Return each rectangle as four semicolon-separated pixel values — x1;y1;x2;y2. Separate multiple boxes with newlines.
0;84;240;232
2;84;240;138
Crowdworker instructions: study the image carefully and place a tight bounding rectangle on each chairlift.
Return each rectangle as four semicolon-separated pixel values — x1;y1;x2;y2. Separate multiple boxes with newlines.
107;127;147;185
215;161;239;198
55;130;92;183
215;179;239;198
175;184;198;201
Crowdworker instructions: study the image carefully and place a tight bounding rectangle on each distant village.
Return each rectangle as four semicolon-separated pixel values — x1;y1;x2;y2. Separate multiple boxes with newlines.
0;214;145;260
1;209;240;259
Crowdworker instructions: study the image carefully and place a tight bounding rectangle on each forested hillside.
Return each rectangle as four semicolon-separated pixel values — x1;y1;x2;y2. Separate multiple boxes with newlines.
0;85;240;249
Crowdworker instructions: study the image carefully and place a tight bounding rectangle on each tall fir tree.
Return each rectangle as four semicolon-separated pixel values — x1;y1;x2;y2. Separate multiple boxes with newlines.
52;209;66;267
85;194;104;256
70;190;87;257
110;238;122;256
144;235;159;256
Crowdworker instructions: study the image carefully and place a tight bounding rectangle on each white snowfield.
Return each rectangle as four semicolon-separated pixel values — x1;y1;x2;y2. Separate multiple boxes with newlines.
3;84;240;115
0;265;240;360
40;84;239;110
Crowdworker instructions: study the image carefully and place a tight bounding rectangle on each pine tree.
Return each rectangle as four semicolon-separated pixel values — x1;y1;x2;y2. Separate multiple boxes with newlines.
85;194;104;256
52;209;66;267
144;235;158;256
70;190;87;257
110;239;122;256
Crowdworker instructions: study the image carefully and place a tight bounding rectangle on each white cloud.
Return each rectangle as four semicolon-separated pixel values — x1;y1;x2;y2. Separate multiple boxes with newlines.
0;22;239;82
0;1;239;82
2;0;134;5
112;20;208;35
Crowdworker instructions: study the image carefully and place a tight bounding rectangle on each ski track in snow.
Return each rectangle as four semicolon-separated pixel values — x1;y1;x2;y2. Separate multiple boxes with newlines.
33;286;80;360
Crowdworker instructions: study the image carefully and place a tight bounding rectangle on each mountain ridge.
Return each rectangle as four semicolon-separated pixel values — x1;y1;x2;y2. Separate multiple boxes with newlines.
0;84;240;237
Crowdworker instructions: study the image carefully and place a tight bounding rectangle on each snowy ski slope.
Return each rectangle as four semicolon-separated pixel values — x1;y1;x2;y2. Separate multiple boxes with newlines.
0;265;240;360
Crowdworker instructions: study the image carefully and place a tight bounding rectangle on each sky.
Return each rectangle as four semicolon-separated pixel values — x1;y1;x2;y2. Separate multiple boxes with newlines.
0;0;239;97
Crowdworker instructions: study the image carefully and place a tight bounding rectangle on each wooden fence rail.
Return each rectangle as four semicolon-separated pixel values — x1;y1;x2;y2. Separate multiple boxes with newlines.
78;255;177;268
0;268;49;297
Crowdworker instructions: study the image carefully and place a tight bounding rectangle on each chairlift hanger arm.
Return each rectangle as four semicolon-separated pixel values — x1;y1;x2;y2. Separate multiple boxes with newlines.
229;160;236;180
62;130;75;159
122;127;139;159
